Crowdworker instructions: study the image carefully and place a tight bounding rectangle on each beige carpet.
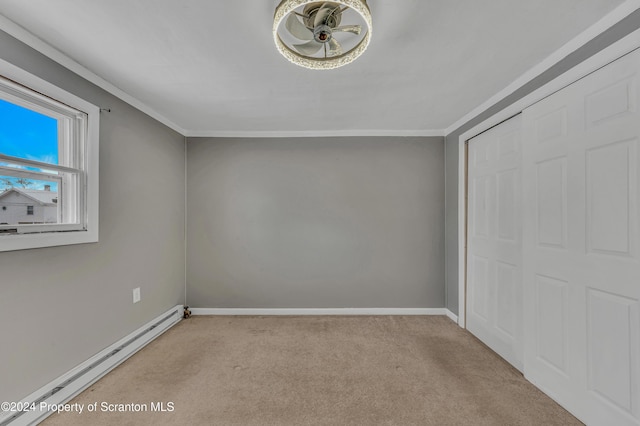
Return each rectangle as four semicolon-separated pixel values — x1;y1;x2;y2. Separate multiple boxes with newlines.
42;316;581;425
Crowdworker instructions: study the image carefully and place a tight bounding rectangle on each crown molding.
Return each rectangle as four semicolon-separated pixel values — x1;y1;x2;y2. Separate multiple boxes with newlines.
444;0;640;136
0;14;187;136
184;129;446;138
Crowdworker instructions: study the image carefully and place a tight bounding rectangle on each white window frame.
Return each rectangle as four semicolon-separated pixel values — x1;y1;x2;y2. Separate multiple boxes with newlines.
0;58;98;251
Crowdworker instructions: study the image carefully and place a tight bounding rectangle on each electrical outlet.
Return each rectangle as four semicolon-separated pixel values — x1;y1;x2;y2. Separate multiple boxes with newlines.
133;287;141;304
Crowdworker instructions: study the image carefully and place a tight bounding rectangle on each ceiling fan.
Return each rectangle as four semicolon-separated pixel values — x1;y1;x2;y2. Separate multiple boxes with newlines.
273;0;372;70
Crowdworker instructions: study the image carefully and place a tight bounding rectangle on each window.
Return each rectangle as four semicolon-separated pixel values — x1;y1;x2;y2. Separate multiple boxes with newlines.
0;59;99;251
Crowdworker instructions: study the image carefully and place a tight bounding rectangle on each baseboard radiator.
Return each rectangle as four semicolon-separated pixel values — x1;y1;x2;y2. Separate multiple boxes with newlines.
0;305;183;426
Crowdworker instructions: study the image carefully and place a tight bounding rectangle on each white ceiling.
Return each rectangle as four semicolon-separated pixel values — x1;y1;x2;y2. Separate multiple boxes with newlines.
0;0;634;136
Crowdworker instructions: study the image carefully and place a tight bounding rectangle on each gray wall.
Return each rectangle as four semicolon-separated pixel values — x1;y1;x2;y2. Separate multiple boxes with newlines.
187;136;444;309
444;10;640;315
0;31;185;402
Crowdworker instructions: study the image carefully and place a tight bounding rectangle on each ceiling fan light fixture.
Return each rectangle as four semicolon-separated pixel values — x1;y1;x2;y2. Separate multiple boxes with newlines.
273;0;372;70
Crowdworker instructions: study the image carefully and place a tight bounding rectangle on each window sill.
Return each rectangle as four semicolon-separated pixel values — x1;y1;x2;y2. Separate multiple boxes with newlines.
0;227;98;252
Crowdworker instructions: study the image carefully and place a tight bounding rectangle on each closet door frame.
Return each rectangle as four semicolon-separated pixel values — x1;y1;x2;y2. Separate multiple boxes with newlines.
456;26;640;329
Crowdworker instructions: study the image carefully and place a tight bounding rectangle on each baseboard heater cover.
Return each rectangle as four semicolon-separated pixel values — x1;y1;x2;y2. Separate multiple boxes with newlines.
0;305;183;426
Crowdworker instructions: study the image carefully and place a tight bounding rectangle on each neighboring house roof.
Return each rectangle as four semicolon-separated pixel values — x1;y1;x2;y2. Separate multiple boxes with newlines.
0;188;58;206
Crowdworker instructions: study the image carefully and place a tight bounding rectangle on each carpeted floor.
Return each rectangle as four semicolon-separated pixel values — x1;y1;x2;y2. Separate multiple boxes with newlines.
42;316;581;425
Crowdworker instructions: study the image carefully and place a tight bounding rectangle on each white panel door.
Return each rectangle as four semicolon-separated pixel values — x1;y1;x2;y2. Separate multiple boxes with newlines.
522;47;640;426
467;114;523;371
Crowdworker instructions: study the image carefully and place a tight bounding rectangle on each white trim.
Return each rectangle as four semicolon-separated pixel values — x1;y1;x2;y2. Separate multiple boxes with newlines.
0;305;182;426
183;129;446;138
456;26;640;330
0;57;99;252
445;309;459;324
0;58;98;118
457;130;467;328
191;308;448;316
0;14;186;136
445;0;640;135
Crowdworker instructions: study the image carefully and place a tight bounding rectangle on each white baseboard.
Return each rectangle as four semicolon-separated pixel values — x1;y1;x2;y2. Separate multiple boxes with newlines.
191;308;449;316
0;305;183;426
445;309;459;324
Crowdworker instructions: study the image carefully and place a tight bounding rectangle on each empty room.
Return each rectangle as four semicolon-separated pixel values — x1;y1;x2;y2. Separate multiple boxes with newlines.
1;1;639;425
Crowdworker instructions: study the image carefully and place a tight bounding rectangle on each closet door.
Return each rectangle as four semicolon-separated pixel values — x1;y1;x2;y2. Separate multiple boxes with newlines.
522;47;640;426
467;114;523;371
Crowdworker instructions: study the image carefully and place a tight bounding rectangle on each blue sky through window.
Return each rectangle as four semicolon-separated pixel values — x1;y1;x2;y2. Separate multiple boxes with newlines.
0;98;59;191
0;99;58;162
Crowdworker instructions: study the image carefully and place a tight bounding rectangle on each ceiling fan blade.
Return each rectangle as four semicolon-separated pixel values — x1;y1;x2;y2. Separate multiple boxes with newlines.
328;38;343;56
333;25;362;35
314;3;333;27
286;13;313;40
293;40;323;56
